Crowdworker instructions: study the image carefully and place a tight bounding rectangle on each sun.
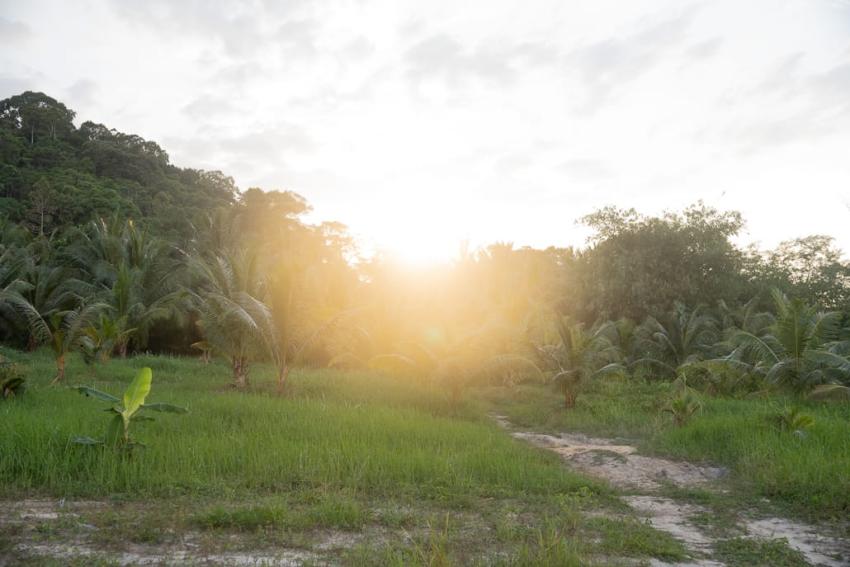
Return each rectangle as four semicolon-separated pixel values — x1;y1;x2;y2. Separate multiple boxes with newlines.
364;214;464;267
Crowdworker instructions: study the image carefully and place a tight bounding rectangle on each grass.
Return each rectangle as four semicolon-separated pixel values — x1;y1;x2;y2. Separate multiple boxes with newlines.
0;348;591;501
483;377;850;519
0;347;693;565
713;537;809;567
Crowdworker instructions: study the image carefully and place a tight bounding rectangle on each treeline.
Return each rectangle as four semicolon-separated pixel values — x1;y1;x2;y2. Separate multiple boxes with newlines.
1;91;849;397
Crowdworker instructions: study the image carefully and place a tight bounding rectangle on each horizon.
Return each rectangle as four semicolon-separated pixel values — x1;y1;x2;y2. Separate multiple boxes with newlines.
2;0;849;262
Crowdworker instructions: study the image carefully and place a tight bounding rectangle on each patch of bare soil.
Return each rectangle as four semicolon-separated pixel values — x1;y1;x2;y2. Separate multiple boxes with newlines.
495;415;850;567
0;499;335;566
510;430;726;491
13;542;316;566
744;517;848;567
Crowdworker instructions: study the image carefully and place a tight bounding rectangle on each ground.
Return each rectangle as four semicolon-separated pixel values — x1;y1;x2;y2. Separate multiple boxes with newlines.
1;349;848;565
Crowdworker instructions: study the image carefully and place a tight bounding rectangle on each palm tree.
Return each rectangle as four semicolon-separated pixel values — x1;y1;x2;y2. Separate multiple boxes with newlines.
538;318;622;408
634;303;719;378
0;247;48;344
188;249;278;388
66;218;184;356
40;304;106;383
19;264;88;350
725;290;850;392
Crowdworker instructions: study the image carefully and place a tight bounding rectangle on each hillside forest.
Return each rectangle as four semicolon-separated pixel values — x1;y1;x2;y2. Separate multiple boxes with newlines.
2;91;849;403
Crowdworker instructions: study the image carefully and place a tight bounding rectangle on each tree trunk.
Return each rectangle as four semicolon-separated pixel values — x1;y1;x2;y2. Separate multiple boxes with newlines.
232;356;249;388
51;354;66;385
563;388;576;409
26;334;38;352
276;364;290;394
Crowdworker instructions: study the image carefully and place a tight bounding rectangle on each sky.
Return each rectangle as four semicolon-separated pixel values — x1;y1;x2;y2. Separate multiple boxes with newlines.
1;0;849;262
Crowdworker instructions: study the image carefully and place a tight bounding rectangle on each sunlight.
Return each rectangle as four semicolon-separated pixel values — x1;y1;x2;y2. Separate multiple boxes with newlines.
381;231;458;266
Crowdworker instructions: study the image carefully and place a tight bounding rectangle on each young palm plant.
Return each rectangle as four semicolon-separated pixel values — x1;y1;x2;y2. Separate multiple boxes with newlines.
66;218;184;356
188;249;279;388
633;303;719;379
538;318;623;408
43;304;107;383
725;290;850;393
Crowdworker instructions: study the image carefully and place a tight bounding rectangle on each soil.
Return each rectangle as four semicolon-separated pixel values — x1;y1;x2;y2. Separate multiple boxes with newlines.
495;415;850;567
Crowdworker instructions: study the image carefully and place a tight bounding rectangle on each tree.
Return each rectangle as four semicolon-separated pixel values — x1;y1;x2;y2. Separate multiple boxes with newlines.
579;202;747;322
34;303;105;383
753;236;850;310
0;91;75;145
189;249;278;388
634;303;719;378
26;177;57;236
67;217;184;355
725;291;850;392
537;318;622;408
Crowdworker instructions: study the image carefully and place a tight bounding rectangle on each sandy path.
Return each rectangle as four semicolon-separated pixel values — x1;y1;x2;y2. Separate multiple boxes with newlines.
493;415;849;567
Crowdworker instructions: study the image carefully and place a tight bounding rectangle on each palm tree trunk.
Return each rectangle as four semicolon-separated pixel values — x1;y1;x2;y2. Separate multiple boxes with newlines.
276;363;290;394
232;356;249;388
51;354;66;385
27;334;38;352
563;387;576;409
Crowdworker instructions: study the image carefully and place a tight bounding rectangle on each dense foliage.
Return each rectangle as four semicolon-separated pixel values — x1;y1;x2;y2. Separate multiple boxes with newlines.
1;91;849;396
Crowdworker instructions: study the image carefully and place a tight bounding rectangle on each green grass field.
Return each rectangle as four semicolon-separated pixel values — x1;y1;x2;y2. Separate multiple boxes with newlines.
1;348;696;565
483;378;850;520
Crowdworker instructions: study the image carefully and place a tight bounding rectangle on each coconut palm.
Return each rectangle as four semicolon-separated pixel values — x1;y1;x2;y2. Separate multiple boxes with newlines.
40;303;106;383
633;303;719;378
66;218;184;355
19;263;89;350
0;247;47;342
537;318;622;408
188;249;278;388
725;290;850;392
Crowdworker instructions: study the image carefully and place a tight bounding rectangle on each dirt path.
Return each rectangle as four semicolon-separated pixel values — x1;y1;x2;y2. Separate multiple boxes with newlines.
494;415;849;567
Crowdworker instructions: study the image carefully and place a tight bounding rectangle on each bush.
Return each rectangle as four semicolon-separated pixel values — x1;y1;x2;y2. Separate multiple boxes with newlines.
0;358;25;400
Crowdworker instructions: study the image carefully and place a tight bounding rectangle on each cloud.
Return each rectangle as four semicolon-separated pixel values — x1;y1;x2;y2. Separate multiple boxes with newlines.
0;17;31;44
219;125;317;160
0;75;31;97
343;37;375;61
567;8;699;112
721;56;850;154
275;18;319;60
686;37;722;60
182;94;238;119
107;0;316;59
66;79;98;108
404;33;560;91
559;158;614;181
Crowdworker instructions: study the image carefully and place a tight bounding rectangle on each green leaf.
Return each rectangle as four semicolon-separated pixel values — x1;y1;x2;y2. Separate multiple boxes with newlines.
141;402;188;414
105;413;124;447
123;367;152;418
72;436;103;446
808;384;850;401
75;386;120;404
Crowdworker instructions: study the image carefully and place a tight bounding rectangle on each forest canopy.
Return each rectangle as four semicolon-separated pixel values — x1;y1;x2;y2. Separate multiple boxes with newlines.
1;91;849;391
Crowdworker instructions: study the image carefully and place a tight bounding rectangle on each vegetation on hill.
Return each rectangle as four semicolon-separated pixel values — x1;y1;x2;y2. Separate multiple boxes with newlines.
2;90;849;564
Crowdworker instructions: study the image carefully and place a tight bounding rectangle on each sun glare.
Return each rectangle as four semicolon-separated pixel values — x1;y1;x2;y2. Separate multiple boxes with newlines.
379;230;460;267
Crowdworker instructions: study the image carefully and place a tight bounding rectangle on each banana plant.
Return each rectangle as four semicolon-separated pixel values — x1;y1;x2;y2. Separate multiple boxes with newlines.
73;367;187;449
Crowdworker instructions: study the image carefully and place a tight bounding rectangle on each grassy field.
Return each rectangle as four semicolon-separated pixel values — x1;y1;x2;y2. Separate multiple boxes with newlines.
1;348;693;565
482;377;850;520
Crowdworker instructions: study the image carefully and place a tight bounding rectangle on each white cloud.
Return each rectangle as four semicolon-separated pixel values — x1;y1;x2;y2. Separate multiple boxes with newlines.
0;0;849;258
